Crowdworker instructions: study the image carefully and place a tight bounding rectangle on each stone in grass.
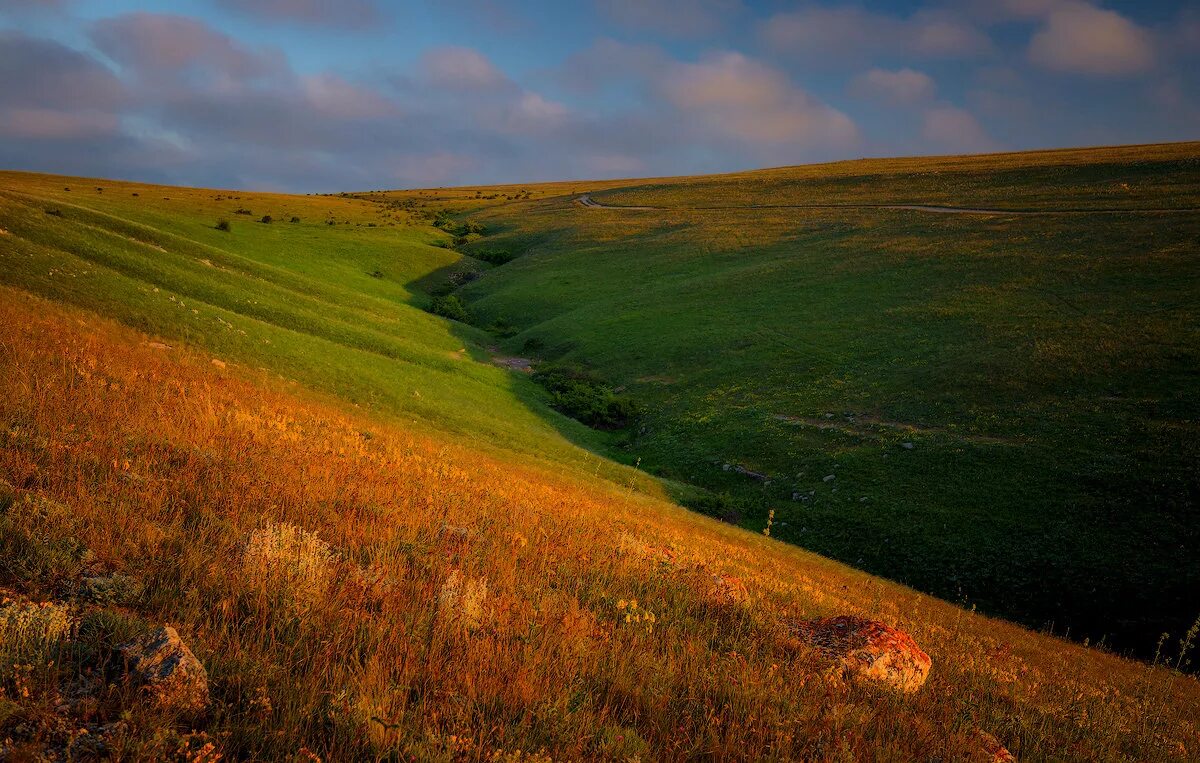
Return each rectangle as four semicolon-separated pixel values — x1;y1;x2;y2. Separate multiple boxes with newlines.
791;614;931;693
120;626;209;712
972;729;1017;762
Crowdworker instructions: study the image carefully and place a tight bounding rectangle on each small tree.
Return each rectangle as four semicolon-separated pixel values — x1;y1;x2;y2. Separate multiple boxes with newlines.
429;295;469;322
215;219;231;232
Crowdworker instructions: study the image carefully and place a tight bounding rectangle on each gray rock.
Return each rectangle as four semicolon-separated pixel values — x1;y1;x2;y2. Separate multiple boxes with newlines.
121;626;209;712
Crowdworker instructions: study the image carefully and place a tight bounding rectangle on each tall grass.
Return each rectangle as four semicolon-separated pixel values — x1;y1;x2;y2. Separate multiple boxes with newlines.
1;287;1198;759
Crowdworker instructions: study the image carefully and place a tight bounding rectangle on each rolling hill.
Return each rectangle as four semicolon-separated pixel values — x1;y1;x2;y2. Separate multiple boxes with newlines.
404;143;1200;654
1;147;1199;760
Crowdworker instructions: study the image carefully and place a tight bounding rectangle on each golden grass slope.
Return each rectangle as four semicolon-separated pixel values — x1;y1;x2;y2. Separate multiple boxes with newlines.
2;285;1199;760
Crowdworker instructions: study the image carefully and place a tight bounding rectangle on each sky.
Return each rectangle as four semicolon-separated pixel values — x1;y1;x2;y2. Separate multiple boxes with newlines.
1;0;1197;192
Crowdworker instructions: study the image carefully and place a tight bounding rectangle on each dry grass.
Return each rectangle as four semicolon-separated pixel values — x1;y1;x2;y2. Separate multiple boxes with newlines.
1;285;1198;760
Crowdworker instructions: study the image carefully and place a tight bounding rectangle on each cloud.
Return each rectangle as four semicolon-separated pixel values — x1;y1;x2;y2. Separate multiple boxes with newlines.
91;13;285;83
211;0;381;29
1028;3;1155;75
418;46;508;91
921;106;999;154
660;52;858;149
762;6;992;63
850;68;936;106
0;31;125;144
595;0;742;38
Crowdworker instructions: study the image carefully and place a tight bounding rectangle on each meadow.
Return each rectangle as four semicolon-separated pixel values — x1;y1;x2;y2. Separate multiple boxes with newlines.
2;147;1199;759
2;287;1199;760
408;143;1200;655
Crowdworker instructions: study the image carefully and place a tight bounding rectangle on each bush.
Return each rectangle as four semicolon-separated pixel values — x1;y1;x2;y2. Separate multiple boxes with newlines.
686;493;745;525
521;337;545;354
215;219;231;232
260;215;273;224
429;295;469;322
44;208;62;217
473;248;515;265
290;216;300;223
532;365;638;429
234;208;252;215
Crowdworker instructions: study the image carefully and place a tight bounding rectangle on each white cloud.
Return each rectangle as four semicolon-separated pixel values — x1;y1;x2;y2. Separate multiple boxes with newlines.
850;68;936;106
419;46;507;90
660;52;858;148
921;106;999;154
1028;3;1155;76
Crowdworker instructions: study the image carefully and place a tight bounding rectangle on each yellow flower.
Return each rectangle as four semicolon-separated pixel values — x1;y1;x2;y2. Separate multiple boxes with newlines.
617;599;628;609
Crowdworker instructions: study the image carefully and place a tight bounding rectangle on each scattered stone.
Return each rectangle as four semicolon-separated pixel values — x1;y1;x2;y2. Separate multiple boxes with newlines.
823;474;835;482
706;573;750;606
733;465;768;481
791;615;931;692
973;730;1016;762
901;442;914;450
120;626;209;712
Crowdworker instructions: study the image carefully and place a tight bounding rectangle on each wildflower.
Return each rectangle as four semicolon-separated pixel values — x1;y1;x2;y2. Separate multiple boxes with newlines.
242;522;332;609
438;570;488;630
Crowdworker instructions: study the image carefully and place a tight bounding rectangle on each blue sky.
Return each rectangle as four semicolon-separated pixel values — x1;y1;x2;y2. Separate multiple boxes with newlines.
1;0;1196;191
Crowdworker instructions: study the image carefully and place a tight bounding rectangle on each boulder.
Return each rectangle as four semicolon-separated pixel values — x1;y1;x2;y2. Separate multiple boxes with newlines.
120;626;209;712
973;730;1016;762
792;615;930;692
706;573;750;606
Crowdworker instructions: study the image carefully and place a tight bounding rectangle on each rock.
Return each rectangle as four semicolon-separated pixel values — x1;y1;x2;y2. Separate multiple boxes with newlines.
120;626;209;712
901;442;914;450
706;574;749;606
211;359;226;369
822;474;835;482
973;730;1016;762
791;615;931;692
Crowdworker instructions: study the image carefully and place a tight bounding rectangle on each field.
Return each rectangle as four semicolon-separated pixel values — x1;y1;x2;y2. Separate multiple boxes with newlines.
0;172;656;491
2;146;1200;760
2;288;1200;760
396;143;1200;655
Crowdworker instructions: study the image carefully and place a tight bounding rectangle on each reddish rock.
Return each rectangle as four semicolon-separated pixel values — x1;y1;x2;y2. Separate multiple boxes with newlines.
707;573;750;606
121;626;209;712
792;615;931;692
975;730;1016;762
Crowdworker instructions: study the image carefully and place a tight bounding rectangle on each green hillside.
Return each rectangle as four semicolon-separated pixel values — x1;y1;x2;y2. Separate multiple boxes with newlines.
0;172;653;492
414;143;1200;654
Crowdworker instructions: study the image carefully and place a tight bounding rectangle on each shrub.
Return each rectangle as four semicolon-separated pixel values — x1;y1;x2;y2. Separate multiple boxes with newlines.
234;208;252;215
521;337;545;354
290;216;300;223
474;248;515;265
215;219;231;232
687;492;745;525
532;365;639;429
242;522;332;611
260;215;273;224
429;295;469;322
45;208;62;217
0;599;71;678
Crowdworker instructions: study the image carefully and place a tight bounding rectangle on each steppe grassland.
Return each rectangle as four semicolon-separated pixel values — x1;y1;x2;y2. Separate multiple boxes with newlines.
2;288;1199;760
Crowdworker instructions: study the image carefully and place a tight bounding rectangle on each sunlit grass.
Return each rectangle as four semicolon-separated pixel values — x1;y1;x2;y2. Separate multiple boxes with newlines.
0;287;1198;759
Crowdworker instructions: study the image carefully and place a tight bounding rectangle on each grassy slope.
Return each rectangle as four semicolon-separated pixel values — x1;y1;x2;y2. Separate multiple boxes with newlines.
404;143;1200;654
2;288;1198;761
0;171;655;492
